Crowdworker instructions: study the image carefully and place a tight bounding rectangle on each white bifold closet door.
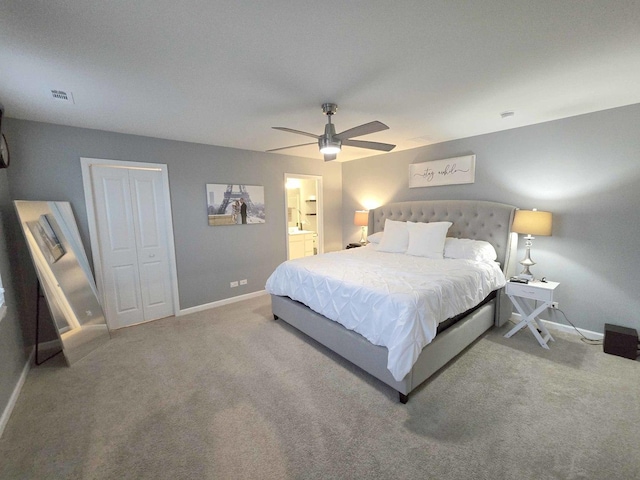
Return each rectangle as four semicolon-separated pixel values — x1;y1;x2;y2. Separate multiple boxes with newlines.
91;165;174;329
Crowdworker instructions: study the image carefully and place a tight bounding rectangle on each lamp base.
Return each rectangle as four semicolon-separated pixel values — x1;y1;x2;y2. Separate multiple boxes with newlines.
518;238;536;280
359;226;367;245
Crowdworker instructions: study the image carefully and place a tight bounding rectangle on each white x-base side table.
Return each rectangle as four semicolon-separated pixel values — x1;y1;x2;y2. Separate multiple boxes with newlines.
504;280;559;349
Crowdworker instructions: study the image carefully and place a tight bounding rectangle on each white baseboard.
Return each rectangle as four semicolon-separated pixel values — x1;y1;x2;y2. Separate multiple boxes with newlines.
0;348;34;439
178;290;268;316
511;313;603;340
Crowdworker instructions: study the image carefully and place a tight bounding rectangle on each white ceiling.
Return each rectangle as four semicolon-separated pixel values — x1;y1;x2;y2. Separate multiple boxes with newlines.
1;1;639;162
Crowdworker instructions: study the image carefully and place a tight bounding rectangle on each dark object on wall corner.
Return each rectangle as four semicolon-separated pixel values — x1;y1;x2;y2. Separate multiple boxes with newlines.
603;323;639;360
0;103;9;168
0;135;9;168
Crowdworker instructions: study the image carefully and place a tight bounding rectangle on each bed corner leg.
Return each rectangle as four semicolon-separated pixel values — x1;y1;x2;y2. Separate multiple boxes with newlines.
273;314;279;321
399;392;409;404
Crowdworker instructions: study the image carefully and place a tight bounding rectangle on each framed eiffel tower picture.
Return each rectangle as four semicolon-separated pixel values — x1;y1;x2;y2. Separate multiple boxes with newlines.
206;184;266;226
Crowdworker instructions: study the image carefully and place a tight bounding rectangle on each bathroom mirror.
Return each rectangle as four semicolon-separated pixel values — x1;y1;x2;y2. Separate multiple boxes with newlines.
15;201;110;365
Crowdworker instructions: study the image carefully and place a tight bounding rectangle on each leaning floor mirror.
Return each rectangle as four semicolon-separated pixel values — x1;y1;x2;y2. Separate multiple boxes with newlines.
15;201;110;365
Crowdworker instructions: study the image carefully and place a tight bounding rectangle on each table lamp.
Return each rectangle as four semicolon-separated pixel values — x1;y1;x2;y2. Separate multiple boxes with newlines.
511;208;552;279
354;210;369;244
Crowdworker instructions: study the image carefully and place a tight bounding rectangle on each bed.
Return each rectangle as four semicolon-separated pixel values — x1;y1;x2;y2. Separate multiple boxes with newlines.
267;200;517;403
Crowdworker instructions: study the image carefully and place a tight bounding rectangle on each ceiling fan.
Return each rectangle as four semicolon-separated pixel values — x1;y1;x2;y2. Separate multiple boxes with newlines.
267;103;396;161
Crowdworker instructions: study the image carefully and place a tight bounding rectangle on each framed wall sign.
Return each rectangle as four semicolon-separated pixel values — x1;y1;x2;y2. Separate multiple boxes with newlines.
409;154;476;188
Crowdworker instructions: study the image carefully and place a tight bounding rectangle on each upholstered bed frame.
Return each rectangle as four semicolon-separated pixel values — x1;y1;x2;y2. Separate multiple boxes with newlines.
271;200;517;403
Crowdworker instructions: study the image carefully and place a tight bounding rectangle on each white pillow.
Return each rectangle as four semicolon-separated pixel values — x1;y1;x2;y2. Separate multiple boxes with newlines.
367;231;384;244
444;238;498;262
405;221;452;258
377;219;410;253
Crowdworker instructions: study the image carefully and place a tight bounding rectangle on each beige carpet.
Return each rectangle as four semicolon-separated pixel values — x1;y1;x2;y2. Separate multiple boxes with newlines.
1;294;639;479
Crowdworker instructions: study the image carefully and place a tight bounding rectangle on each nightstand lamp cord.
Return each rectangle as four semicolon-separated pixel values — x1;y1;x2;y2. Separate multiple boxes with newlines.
552;307;602;345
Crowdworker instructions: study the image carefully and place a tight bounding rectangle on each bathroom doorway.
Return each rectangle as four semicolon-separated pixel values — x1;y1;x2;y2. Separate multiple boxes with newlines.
284;174;323;260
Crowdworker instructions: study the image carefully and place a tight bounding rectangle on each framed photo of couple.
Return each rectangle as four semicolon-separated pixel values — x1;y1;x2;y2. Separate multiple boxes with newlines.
206;184;265;226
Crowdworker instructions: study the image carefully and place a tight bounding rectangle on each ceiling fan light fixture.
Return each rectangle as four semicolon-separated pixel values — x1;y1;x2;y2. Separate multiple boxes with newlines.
319;145;341;155
269;103;395;161
318;137;341;155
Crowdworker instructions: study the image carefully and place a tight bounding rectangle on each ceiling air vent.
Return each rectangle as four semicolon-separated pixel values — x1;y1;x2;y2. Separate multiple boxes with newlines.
50;90;75;103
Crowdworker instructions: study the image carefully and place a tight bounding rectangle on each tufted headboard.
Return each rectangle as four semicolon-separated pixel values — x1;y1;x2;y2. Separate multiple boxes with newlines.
368;200;517;274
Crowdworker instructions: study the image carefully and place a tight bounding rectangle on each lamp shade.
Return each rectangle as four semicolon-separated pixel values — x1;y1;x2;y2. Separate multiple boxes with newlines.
512;209;552;236
354;210;369;227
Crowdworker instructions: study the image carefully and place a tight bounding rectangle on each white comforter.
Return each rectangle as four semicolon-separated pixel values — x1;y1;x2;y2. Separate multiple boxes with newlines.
265;245;506;381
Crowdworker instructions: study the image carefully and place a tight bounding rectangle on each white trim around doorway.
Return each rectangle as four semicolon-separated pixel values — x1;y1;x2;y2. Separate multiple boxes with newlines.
284;173;324;259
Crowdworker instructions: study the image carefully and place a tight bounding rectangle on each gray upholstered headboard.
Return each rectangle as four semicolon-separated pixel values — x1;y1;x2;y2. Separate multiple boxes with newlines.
368;200;517;274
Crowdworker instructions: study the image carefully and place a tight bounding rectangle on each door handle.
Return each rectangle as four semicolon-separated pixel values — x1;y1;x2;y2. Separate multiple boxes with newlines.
149;254;155;257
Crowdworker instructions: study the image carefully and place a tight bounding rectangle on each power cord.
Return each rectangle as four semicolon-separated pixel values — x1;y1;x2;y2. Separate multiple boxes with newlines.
550;307;602;345
507;298;603;345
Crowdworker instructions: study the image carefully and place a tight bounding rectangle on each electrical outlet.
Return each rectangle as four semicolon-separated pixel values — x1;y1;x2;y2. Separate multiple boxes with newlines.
230;281;239;288
551;302;559;309
239;279;247;285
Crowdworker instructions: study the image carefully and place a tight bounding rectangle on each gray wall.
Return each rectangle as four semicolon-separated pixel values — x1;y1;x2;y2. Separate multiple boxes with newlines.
0;168;28;425
343;103;640;334
3;119;343;312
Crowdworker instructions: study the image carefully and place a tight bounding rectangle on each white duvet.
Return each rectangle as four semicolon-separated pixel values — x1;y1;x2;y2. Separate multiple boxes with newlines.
265;245;506;381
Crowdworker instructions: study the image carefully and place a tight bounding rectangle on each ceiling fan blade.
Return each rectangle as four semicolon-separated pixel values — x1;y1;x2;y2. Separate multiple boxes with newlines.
341;139;396;152
272;127;319;139
334;121;389;140
266;142;316;153
324;153;337;162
